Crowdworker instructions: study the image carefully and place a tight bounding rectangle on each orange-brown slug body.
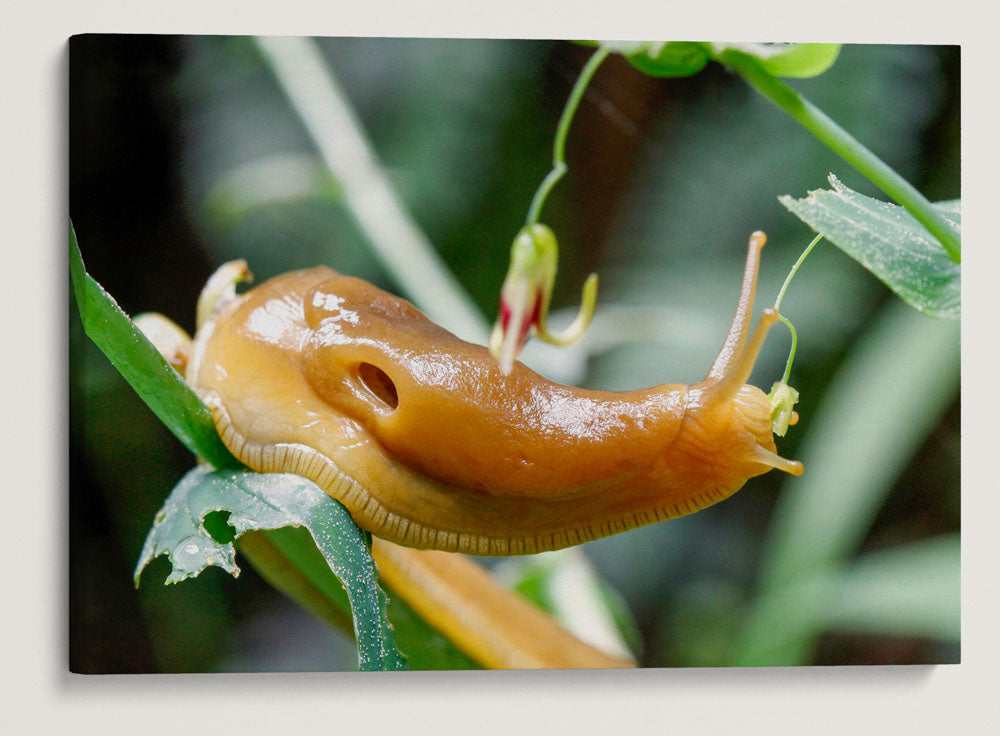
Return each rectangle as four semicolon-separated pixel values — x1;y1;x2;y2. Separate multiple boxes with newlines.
187;232;801;556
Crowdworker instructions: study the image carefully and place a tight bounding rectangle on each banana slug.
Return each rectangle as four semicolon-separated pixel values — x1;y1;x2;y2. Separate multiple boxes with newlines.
186;231;802;558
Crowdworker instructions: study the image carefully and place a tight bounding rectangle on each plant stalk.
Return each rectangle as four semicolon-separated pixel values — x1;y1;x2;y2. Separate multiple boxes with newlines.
773;233;823;384
525;46;611;225
722;50;961;264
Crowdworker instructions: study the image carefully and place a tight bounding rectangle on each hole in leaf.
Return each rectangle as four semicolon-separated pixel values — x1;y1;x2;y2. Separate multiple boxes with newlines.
358;362;398;410
203;510;237;544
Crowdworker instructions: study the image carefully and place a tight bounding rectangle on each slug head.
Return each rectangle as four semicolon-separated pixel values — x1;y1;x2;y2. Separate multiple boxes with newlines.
687;300;804;479
676;381;802;484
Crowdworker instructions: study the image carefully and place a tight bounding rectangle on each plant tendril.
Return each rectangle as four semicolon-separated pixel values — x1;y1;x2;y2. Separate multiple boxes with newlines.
774;233;823;381
525;46;611;225
776;313;797;385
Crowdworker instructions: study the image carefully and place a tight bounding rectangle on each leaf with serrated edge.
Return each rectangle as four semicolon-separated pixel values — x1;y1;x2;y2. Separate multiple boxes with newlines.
135;466;407;671
779;174;960;318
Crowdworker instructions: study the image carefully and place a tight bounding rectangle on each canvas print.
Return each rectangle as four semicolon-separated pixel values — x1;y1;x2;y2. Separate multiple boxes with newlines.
69;36;960;672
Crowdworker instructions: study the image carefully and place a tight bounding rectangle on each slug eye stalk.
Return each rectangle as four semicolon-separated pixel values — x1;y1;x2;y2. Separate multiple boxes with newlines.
706;230;767;382
699;231;802;476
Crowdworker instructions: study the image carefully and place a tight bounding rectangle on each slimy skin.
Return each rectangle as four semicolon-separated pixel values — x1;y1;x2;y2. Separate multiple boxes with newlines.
141;230;805;669
186;232;802;558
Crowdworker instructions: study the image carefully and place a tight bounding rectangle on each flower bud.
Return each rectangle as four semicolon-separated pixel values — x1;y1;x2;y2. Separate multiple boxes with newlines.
767;380;800;437
489;224;597;374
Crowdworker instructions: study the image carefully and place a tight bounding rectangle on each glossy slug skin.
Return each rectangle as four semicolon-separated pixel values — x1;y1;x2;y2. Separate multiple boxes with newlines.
188;238;800;555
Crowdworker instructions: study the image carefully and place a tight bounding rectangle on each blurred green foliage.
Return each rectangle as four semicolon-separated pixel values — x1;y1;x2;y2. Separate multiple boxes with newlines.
69;36;959;671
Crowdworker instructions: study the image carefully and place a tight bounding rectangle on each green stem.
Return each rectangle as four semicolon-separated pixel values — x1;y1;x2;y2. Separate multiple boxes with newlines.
775;234;823;313
776;314;797;385
774;234;823;383
525;47;611;226
721;50;961;265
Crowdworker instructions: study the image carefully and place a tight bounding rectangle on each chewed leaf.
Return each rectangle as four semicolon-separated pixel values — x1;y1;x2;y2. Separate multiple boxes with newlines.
135;466;407;671
779;175;960;319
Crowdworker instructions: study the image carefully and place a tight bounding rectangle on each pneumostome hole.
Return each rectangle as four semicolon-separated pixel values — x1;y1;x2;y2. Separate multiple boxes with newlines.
358;362;399;410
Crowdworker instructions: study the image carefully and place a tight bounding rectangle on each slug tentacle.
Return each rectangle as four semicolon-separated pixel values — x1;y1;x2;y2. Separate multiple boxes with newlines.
702;307;780;410
706;231;767;381
749;443;804;476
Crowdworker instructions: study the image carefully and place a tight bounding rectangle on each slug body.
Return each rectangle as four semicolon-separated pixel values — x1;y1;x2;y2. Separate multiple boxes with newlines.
188;234;801;556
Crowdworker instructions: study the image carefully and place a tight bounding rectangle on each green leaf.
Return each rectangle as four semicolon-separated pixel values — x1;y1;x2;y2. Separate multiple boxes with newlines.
779;175;960;318
586;41;839;79
601;41;710;78
69;222;239;468
383;595;481;670
239;525;479;670
134;466;407;671
711;43;842;78
236;527;356;635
